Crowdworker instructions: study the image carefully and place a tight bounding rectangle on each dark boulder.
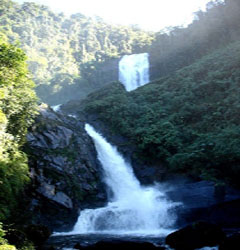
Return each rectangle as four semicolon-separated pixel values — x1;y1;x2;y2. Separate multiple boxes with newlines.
165;221;225;250
165;179;240;229
36;183;73;209
219;232;240;250
5;228;28;249
25;224;51;246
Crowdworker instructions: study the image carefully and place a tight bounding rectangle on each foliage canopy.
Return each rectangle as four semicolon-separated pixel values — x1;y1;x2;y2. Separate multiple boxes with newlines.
0;36;38;221
0;0;153;104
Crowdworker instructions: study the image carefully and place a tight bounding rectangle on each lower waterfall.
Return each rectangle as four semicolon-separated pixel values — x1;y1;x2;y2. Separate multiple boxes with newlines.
69;124;176;236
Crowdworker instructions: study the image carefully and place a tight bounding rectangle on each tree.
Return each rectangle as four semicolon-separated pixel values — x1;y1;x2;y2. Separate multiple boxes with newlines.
0;35;38;221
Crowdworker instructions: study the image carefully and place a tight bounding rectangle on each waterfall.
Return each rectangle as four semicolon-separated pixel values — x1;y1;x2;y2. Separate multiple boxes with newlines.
70;124;176;236
51;104;62;112
119;53;150;91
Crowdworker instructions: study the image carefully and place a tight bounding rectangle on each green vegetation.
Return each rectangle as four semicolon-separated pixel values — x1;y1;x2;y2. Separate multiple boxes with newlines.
67;0;240;187
0;0;238;201
81;40;240;186
0;223;36;250
0;36;38;222
0;0;153;104
0;224;7;245
0;0;239;248
0;224;15;250
1;0;240;106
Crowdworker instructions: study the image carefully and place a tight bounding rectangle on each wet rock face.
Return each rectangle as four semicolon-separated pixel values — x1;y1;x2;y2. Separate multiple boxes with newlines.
25;104;107;232
28;125;73;149
37;183;73;209
165;179;240;229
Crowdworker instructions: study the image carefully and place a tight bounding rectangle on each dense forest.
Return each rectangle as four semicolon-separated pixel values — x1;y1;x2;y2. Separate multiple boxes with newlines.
0;32;38;249
1;0;240;249
62;0;240;187
77;40;240;187
1;1;240;106
0;0;153;104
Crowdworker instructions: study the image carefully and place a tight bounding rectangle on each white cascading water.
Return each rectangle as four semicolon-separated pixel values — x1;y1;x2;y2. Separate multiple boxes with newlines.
119;53;150;91
51;104;62;112
70;124;176;236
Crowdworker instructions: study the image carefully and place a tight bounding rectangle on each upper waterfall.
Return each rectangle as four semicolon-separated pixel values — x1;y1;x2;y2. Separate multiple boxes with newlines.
119;53;150;91
69;124;176;236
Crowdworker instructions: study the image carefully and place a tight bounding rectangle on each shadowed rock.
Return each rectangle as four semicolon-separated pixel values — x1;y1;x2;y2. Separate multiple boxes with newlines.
219;232;240;250
24;105;107;231
165;221;225;250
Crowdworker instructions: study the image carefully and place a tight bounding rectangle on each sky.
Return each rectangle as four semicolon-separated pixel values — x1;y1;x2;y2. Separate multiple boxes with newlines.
15;0;212;31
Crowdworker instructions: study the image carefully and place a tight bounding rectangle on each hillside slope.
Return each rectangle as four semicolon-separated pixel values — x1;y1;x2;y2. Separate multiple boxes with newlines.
66;40;240;187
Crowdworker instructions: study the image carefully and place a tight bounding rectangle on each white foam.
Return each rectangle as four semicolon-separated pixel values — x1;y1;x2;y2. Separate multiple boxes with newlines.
66;124;177;236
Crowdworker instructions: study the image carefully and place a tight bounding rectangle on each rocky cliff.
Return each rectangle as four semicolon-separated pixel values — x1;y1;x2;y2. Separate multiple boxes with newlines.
24;104;107;232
